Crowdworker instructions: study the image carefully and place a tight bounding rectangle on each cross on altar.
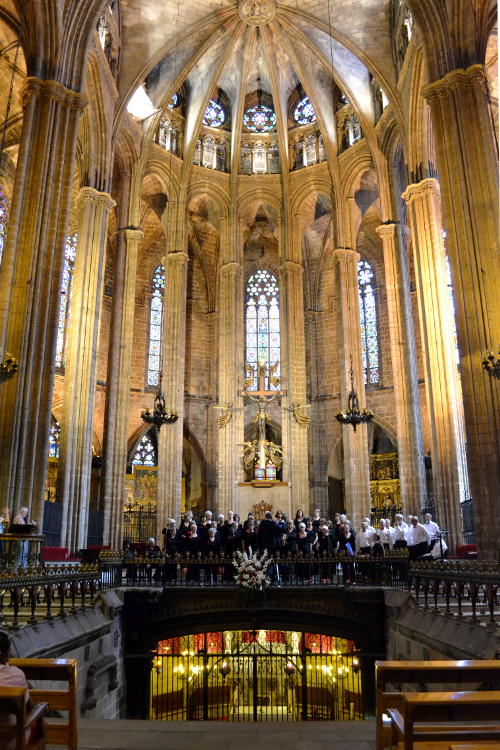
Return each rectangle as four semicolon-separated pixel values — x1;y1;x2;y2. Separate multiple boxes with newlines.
241;362;283;399
241;362;283;473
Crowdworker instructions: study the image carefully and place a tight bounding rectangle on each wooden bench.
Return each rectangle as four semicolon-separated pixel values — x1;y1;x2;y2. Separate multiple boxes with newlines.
0;686;47;750
376;660;500;750
388;690;500;750
11;659;77;750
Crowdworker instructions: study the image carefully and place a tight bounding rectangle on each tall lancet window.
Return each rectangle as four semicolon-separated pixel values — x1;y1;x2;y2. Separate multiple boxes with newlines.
0;187;8;266
147;264;165;387
245;270;280;390
357;260;379;384
55;234;78;368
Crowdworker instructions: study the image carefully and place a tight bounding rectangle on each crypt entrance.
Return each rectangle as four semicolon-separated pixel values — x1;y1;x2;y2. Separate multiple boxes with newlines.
150;629;368;722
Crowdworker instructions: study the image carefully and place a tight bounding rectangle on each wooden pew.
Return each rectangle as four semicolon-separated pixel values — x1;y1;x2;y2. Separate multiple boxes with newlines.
376;660;500;750
11;659;77;750
0;686;47;750
389;690;500;750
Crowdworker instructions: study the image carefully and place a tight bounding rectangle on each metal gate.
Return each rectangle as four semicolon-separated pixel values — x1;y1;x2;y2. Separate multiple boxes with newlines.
150;631;365;721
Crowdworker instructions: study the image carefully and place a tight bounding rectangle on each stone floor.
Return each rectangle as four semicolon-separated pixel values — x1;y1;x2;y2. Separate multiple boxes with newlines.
53;719;376;749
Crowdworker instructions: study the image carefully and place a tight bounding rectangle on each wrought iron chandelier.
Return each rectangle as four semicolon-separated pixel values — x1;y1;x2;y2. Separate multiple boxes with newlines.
0;352;18;383
141;370;178;430
482;350;500;379
335;365;373;432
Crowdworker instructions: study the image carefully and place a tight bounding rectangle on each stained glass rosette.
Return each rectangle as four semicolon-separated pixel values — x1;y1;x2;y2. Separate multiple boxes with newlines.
243;104;276;132
293;96;316;125
148;265;165;387
203;99;225;128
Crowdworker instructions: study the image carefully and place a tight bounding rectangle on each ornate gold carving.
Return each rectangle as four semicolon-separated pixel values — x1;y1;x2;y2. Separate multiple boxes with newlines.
285;402;311;429
213;402;240;429
238;0;277;26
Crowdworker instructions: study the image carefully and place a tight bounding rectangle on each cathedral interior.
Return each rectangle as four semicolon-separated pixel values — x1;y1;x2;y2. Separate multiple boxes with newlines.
0;0;498;741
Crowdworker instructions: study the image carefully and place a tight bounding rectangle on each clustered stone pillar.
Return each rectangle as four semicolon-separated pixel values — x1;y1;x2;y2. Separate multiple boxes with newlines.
333;248;371;528
0;77;86;524
156;250;189;537
216;259;243;517
281;259;310;512
376;222;427;515
402;178;466;548
423;65;500;558
102;228;143;550
59;187;115;551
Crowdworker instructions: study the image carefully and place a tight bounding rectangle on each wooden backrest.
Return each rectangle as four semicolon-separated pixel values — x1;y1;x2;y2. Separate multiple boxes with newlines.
403;689;500;723
10;659;76;750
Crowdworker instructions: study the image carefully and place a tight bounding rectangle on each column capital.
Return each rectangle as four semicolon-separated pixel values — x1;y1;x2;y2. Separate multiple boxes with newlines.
375;221;409;240
280;259;303;274
166;250;189;265
76;186;116;211
402;177;440;204
20;77;87;111
333;247;360;265
422;64;486;101
220;261;241;276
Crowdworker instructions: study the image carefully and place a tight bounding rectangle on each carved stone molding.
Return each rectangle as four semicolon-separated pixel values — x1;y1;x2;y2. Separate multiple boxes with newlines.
238;0;277;25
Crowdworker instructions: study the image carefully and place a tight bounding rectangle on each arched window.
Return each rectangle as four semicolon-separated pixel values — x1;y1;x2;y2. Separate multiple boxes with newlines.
0;186;8;266
55;234;78;368
49;415;61;458
245;270;280;390
147;264;165;387
358;260;379;384
132;432;157;466
243;104;276;132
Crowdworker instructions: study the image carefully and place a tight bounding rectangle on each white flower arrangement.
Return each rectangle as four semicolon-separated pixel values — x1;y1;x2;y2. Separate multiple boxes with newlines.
233;550;271;590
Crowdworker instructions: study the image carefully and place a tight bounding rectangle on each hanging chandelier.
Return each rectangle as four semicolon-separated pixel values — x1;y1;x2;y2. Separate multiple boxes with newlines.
482;350;500;379
141;370;178;430
335;366;373;432
0;352;18;383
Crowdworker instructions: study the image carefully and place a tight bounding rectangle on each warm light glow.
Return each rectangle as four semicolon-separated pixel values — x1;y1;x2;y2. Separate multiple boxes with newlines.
127;85;157;119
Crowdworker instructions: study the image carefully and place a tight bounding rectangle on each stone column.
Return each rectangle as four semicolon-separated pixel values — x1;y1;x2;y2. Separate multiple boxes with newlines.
156;250;189;535
216;259;243;517
281;260;310;512
402;178;467;547
333;248;371;528
58;187;115;551
423;66;500;558
376;222;427;514
102;228;143;550
0;77;86;524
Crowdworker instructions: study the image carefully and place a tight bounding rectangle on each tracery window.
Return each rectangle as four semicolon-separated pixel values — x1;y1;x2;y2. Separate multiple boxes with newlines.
0;186;8;266
55;234;77;368
294;96;316;125
49;415;61;459
147;264;165;387
243;104;276;133
245;270;280;390
358;260;379;384
203;99;225;128
132;433;157;466
168;93;180;109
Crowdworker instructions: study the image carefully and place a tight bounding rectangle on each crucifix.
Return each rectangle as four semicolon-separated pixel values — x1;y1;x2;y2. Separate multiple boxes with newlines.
241;362;283;474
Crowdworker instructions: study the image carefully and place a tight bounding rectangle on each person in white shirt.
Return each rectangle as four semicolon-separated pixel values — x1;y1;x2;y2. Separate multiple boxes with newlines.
406;516;430;559
423;513;440;550
357;521;374;553
362;517;376;536
377;519;393;550
422;537;448;560
392;515;408;550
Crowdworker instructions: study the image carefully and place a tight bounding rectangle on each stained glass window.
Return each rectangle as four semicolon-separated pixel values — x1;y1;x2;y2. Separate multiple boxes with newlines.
358;260;379;384
0;186;8;266
168;93;179;108
243;104;276;133
203;99;225;128
49;415;61;458
444;252;460;366
55;234;78;368
132;433;157;466
148;265;165;387
294;96;316;125
245;270;280;389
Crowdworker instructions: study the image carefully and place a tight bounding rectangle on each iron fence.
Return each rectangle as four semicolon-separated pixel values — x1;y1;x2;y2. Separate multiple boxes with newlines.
123;502;157;543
